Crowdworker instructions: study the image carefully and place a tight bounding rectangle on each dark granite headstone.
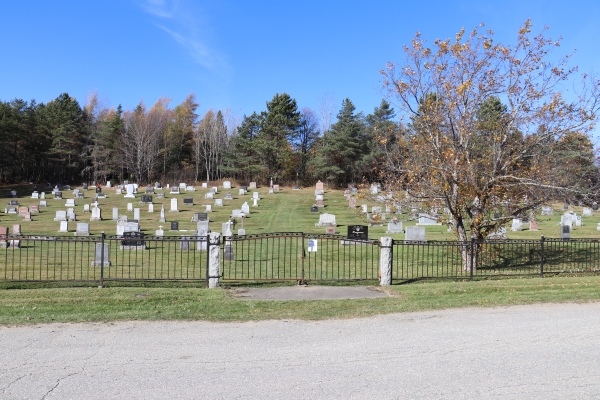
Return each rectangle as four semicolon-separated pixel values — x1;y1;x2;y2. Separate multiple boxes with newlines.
183;197;193;205
347;225;369;240
82;183;88;190
95;187;101;193
54;191;62;199
8;200;19;206
146;187;154;194
170;221;179;231
196;213;208;221
122;231;144;247
593;202;599;211
310;205;318;213
141;195;153;204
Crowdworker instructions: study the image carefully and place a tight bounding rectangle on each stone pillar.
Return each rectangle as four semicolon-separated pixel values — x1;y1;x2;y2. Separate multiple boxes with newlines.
208;232;221;288
379;237;393;286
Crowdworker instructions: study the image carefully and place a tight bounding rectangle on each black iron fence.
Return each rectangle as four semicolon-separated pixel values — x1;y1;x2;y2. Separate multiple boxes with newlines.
1;233;599;285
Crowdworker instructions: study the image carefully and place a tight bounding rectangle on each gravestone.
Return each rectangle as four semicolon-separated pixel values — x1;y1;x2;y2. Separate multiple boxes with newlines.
96;187;102;194
159;205;166;222
347;225;369;240
215;199;223;207
310;205;318;213
170;186;180;195
511;219;523;231
418;214;440;225
9;190;17;198
179;236;192;251
192;212;208;222
82;183;88;190
238;189;245;196
39;200;47;207
222;222;233;237
23;212;31;222
252;192;259;200
29;205;39;214
316;199;324;207
12;224;21;235
529;220;539;231
121;232;146;250
238;229;246;236
90;206;102;221
31;192;39;199
183;197;194;205
205;192;214;199
268;188;274;194
560;224;571;240
140;195;153;204
205;205;212;213
75;223;90;236
170;221;179;231
316;194;324;201
112;208;119;221
405;226;426;242
315;213;336;227
273;184;280;191
583;208;593;217
372;206;382;214
488;227;507;240
593;202;599;211
67;208;76;221
315;180;324;191
124;184;135;198
541;206;554;216
91;243;111;267
325;227;336;235
170;198;179;212
124;221;140;233
201;182;208;188
5;206;17;214
361;204;368;213
241;202;250;214
249;182;257;189
186;186;195;192
197;220;210;236
59;221;69;232
156;192;165;199
0;226;7;248
54;210;67;221
225;192;233;200
40;192;46;199
154;182;162;189
54;191;62;200
8;200;19;206
148;204;154;213
563;203;569;210
179;182;187;189
224;242;234;261
116;220;125;236
127;203;133;212
156;226;164;237
253;198;258;207
370;184;378;194
576;215;582;226
231;209;244;218
386;221;403;234
133;208;140;221
18;206;28;217
106;181;111;188
349;197;356;208
116;188;122;195
76;192;84;199
145;187;154;194
223;181;232;189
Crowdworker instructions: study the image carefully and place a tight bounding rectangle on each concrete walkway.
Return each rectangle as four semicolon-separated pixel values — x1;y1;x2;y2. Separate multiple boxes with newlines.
228;285;389;300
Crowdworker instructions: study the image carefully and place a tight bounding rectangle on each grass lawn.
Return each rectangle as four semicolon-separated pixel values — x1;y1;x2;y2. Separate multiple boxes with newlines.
1;275;600;325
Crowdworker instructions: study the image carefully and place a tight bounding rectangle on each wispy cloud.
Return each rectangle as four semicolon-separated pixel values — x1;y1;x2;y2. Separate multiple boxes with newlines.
139;0;230;75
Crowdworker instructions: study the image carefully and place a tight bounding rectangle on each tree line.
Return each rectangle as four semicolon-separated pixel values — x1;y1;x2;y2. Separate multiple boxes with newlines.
0;91;401;187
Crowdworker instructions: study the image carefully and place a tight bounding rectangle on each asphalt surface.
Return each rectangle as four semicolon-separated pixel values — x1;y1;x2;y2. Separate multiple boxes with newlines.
2;302;600;399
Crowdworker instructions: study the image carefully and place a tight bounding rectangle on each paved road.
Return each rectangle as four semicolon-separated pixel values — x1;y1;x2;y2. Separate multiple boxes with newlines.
1;302;600;399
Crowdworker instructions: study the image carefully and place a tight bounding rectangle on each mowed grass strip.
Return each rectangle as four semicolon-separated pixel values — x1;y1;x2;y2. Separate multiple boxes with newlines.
1;276;600;325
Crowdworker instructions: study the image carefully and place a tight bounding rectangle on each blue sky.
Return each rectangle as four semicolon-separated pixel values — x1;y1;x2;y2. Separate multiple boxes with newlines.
2;0;599;126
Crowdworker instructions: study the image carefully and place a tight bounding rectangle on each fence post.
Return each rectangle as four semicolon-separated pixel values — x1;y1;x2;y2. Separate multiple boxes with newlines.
207;232;221;288
540;235;545;278
99;231;105;288
301;232;306;282
379;237;393;286
469;238;475;281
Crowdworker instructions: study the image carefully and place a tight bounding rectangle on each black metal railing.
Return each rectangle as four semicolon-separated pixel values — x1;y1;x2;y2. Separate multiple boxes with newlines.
2;233;600;285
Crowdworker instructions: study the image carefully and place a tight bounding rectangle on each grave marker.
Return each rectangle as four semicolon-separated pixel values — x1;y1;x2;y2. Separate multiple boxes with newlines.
92;244;111;266
75;223;90;236
405;226;426;242
170;198;179;212
315;213;336;227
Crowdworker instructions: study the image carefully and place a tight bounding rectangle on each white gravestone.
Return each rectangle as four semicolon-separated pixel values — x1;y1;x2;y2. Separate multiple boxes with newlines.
253;198;258;207
54;211;67;221
205;192;214;199
134;208;140;220
253;192;259;200
127;203;133;212
83;204;90;213
201;182;208;188
159;205;166;222
361;205;368;213
511;219;522;231
241;202;250;214
59;221;69;232
65;199;75;207
148;203;154;213
231;210;244;218
90;206;102;221
205;205;212;212
40;192;46;199
112;208;118;220
417;214;440;225
223;181;231;189
386;221;403;234
238;189;245;196
315;213;336;227
405;226;426;242
124;184;135;198
583;208;593;217
31;192;39;199
170;198;179;212
75;223;90;236
215;199;223;207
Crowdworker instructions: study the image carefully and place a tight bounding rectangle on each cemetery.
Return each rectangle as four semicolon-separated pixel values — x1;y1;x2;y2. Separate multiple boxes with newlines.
1;182;600;284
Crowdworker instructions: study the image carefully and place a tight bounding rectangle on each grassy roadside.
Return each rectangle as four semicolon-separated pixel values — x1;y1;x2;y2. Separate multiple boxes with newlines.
1;275;599;325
